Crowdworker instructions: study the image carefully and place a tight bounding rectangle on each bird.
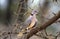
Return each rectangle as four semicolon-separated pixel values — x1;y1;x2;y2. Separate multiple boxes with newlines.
17;10;38;37
24;10;38;30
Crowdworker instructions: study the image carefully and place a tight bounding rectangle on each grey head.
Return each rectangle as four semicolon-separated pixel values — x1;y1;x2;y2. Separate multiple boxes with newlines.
31;10;38;16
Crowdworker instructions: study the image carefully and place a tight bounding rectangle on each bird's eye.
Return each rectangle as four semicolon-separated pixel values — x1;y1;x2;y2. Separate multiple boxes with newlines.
31;14;33;16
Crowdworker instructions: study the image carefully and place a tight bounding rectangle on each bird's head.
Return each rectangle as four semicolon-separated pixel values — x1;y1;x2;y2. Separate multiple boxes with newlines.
31;10;38;16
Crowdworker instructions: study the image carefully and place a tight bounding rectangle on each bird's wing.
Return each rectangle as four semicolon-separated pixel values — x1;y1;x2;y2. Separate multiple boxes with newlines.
26;18;36;30
23;16;32;28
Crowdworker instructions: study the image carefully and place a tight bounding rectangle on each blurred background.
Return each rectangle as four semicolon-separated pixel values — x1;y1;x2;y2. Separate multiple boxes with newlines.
0;0;19;25
0;0;60;39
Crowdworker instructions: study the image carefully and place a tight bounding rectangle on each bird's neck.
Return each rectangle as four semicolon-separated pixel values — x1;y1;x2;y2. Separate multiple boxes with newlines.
33;14;36;17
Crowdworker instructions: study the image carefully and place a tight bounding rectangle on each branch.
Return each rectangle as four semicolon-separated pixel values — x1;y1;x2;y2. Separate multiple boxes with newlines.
25;11;60;39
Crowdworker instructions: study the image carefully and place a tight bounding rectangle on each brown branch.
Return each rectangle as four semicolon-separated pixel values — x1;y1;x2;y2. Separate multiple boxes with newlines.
25;11;60;39
12;0;23;32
